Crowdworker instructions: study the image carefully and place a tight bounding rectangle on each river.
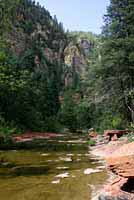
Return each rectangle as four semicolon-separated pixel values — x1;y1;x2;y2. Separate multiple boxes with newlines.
0;134;108;200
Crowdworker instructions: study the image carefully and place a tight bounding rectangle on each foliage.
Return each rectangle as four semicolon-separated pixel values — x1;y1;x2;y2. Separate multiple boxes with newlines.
76;99;93;130
100;0;134;123
0;0;67;134
58;91;78;132
68;31;99;44
125;123;134;142
58;90;94;132
44;116;64;133
0;116;21;144
77;0;134;131
87;140;96;146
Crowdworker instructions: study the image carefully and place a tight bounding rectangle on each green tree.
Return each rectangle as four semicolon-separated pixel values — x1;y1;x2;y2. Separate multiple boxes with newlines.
101;0;134;123
59;91;78;132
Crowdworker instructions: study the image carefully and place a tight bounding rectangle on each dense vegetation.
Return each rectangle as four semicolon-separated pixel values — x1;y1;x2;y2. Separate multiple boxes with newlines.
0;0;133;138
89;0;134;131
60;0;134;132
0;0;68;134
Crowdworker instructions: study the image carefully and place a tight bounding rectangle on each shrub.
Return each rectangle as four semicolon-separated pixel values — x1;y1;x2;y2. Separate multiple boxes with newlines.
87;140;96;146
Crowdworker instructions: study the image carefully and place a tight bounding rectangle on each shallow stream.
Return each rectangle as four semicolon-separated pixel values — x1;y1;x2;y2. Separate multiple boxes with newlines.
0;135;108;200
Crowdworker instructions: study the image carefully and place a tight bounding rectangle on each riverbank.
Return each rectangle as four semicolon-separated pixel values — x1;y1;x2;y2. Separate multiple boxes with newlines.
91;139;134;200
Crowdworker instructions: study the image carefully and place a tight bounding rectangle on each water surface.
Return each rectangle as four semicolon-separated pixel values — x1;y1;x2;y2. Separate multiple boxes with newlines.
0;135;108;200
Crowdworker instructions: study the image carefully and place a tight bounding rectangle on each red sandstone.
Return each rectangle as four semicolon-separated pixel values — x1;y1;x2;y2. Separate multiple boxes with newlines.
13;132;63;142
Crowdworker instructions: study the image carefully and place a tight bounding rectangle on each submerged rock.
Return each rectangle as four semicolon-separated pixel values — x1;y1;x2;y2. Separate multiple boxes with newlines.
72;175;76;178
41;153;50;156
66;154;74;156
97;166;106;169
13;132;63;142
47;160;53;162
11;165;49;175
84;168;102;175
55;172;69;178
56;166;69;170
59;157;72;162
51;179;60;184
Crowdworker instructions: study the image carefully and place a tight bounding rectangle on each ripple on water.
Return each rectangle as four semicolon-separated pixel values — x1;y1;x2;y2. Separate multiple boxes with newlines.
0;137;109;200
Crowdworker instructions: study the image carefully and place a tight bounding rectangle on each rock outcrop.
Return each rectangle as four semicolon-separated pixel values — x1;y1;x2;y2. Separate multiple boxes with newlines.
89;131;98;139
107;142;134;178
99;142;134;200
104;130;129;141
63;32;97;87
64;39;92;73
13;132;63;142
6;1;68;71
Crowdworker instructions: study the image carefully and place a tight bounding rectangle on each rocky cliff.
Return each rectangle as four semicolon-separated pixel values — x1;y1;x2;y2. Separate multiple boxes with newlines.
63;32;98;88
1;0;99;96
1;0;68;70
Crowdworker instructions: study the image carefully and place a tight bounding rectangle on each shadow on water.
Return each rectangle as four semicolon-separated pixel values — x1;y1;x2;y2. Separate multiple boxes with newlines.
0;135;108;200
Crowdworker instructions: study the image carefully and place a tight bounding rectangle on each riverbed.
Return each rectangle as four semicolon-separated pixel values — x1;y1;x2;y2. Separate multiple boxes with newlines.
0;135;108;200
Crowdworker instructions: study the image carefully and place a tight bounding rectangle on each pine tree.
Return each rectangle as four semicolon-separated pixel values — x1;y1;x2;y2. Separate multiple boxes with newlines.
101;0;134;123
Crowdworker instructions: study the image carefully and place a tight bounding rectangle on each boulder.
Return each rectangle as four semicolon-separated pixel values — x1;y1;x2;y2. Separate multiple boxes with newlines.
111;134;118;141
89;131;98;138
104;130;129;141
99;176;134;200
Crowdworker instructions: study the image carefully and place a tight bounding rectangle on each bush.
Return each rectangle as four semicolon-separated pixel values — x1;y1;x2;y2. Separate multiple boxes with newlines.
0;117;22;144
87;140;96;146
126;123;134;143
43;116;63;133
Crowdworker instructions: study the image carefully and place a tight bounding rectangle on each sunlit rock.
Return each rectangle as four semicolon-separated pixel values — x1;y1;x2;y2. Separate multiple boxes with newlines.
107;142;134;178
66;154;74;156
41;153;50;156
55;172;69;178
56;166;69;170
96;166;105;169
84;168;102;175
51;179;60;184
59;157;72;162
47;160;53;162
72;175;76;178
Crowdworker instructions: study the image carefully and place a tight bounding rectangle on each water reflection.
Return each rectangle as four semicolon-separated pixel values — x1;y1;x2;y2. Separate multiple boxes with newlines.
0;136;108;200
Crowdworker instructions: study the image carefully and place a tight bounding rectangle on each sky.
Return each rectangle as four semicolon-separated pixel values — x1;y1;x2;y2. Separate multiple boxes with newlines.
35;0;110;34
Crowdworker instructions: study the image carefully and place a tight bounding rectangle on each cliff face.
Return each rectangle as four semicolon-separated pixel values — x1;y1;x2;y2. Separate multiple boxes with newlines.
64;39;93;69
4;0;68;69
2;1;98;90
63;32;96;87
